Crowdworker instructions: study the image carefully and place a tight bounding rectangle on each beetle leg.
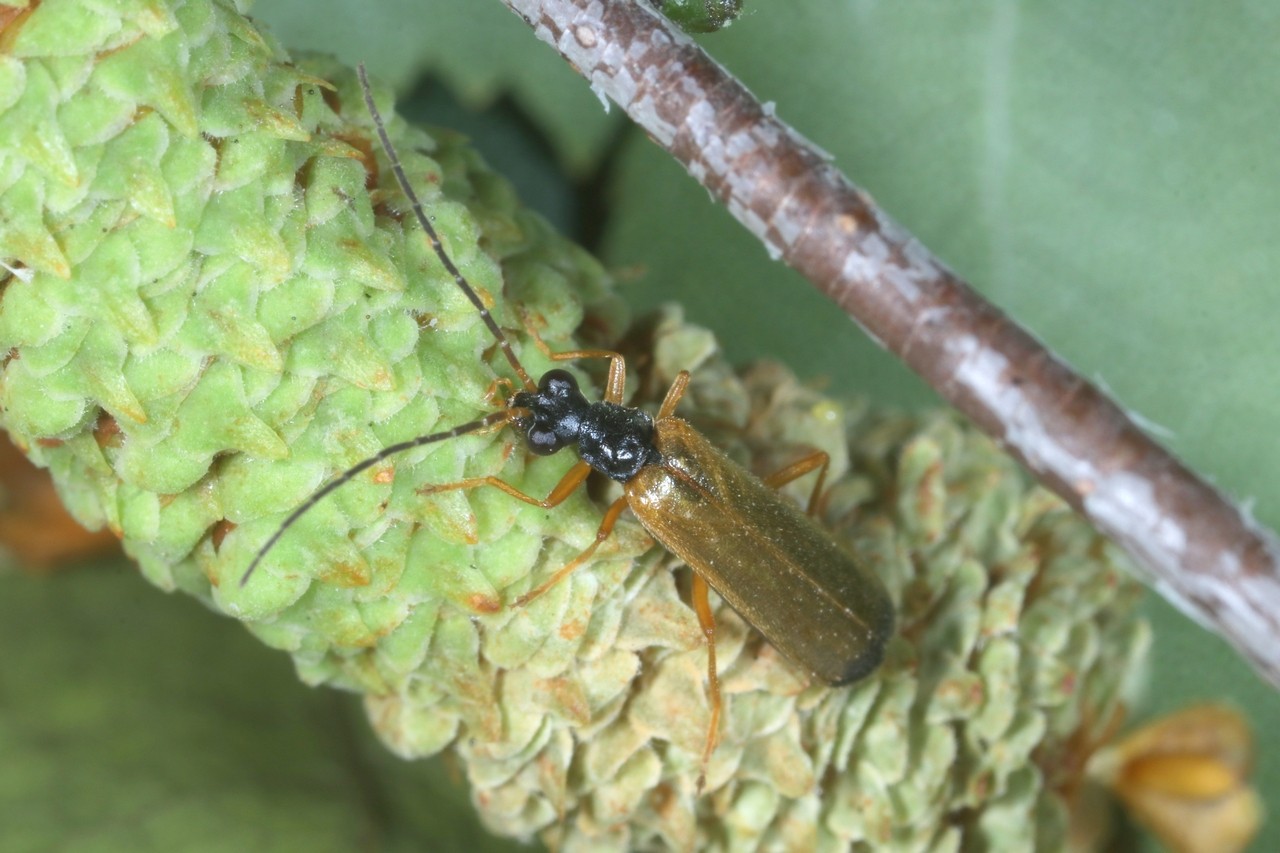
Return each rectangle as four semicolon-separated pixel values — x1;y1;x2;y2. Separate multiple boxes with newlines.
657;370;691;420
520;309;629;404
483;375;516;407
419;459;593;506
513;495;629;607
762;450;831;517
544;347;627;404
691;573;721;795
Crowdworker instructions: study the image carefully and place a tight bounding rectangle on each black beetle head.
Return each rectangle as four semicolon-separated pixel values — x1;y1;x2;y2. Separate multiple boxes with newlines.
527;421;564;455
539;369;578;399
512;369;589;457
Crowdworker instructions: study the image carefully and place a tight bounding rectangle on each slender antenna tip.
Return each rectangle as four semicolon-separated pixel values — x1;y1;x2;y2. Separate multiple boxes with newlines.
238;558;261;588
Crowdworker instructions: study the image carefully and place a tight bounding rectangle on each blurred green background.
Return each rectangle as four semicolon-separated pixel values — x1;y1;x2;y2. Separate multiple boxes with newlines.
3;0;1276;849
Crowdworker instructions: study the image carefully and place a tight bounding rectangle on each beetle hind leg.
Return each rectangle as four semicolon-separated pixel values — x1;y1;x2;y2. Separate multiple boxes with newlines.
691;573;721;795
762;449;831;516
513;495;629;607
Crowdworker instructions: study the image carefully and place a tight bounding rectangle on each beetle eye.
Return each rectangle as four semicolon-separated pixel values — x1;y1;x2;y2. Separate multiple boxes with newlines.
527;424;561;455
541;369;577;398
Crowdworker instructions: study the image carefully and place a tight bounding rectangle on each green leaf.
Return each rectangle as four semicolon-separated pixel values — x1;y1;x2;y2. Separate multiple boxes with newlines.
604;1;1280;540
0;565;526;852
253;0;620;173
1140;595;1280;853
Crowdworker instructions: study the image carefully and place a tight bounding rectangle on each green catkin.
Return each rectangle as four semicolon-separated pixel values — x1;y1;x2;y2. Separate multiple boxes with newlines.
0;1;1149;849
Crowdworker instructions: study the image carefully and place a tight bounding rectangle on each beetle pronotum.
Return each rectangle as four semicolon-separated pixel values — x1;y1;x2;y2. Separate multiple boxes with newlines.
240;65;895;790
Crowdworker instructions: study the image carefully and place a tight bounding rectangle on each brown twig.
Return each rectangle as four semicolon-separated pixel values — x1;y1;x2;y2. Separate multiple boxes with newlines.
498;0;1280;689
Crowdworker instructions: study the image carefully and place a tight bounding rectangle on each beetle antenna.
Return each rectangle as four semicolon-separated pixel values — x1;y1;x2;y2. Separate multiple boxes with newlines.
357;64;536;393
239;409;519;587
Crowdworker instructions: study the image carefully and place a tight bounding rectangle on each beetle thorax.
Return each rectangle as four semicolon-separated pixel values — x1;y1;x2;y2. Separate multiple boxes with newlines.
512;369;661;482
577;401;661;481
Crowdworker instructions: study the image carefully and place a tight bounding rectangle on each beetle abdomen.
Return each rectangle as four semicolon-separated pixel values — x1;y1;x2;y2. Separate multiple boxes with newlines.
627;419;894;685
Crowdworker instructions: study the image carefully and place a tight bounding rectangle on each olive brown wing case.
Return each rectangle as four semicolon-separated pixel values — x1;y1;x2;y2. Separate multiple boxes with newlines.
626;419;894;685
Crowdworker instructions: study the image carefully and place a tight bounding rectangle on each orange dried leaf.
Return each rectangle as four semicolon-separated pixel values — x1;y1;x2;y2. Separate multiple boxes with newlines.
1090;704;1261;853
0;434;120;570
